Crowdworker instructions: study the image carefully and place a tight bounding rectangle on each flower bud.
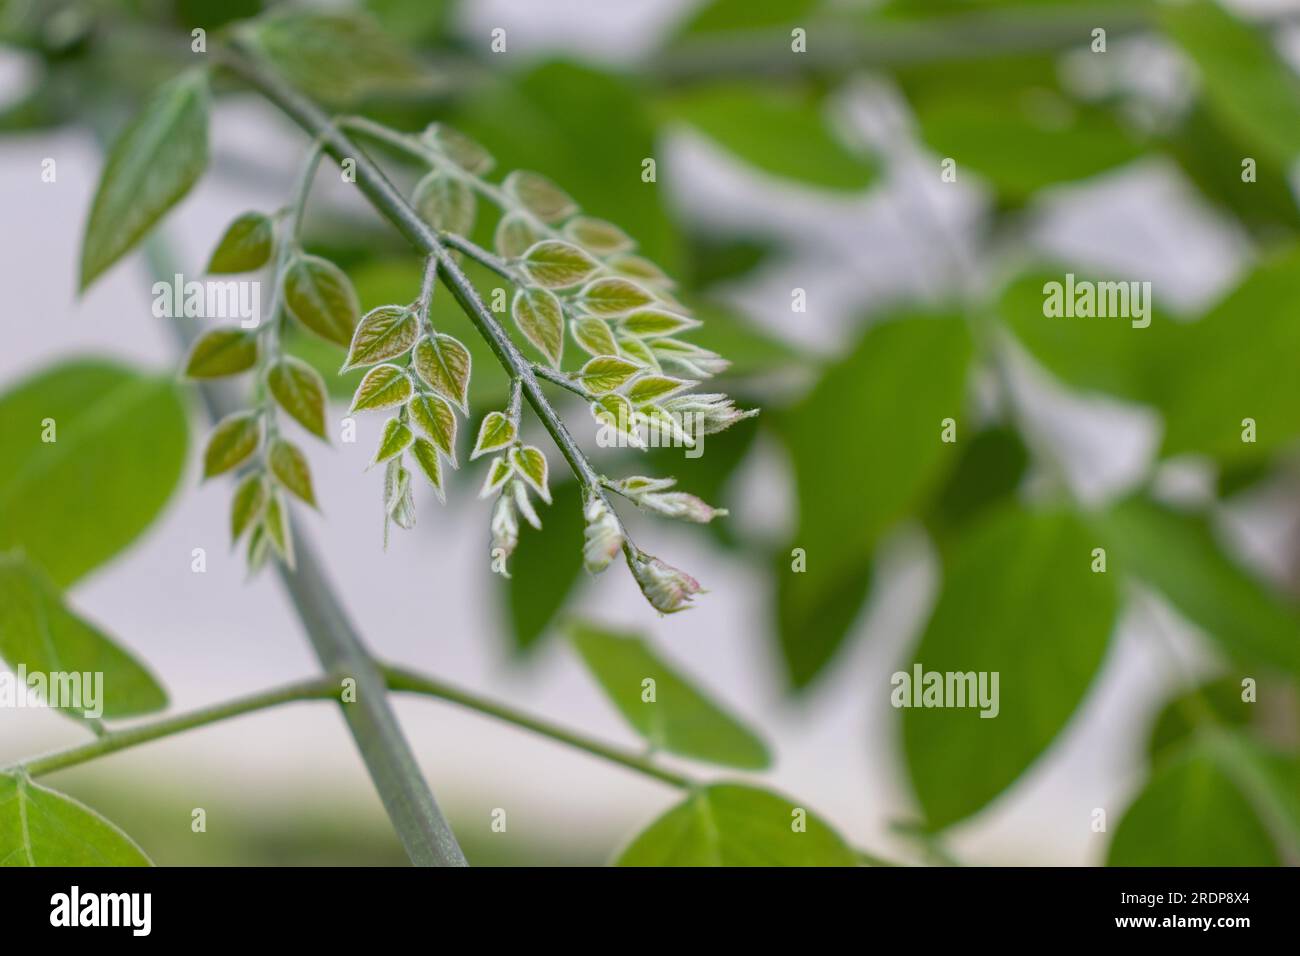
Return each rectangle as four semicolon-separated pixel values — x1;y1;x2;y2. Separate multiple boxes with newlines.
582;494;622;574
639;491;727;524
489;493;519;577
628;550;703;614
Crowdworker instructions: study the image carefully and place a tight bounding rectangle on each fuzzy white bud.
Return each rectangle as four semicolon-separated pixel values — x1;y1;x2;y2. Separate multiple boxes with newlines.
582;494;623;574
628;551;704;614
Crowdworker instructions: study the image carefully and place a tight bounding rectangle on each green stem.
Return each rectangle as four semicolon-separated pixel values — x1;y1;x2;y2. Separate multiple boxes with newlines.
531;363;592;399
12;678;339;777
382;665;694;790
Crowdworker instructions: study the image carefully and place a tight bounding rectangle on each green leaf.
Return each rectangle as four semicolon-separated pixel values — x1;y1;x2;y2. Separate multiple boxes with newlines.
1161;0;1300;167
268;438;315;507
0;553;167;721
903;505;1118;830
619;309;699;339
502;481;584;652
374;417;414;466
412;333;472;412
660;83;875;191
350;364;412;413
672;0;816;37
495;213;544;260
79;69;209;290
413;170;476;236
1146;676;1258;766
471;411;515;460
563;216;633;256
246;9;425;106
408;393;458;465
1094;497;1300;676
262;489;293;567
775;315;973;689
509;445;550;503
1154;247;1300;466
512;287;565;367
421;122;495;176
572;317;620;358
0;772;152;866
1108;735;1288;866
206;211;273;274
570;621;770;769
408;437;445;502
343;304;419;371
0;362;188;586
519;239;600;289
230;473;266;542
267;356;328;440
182;328;258;379
616;784;857;866
923;426;1029;546
503;170;576;223
578;277;656;316
454;61;681;270
283;254;360;348
625;375;690;406
578;355;640;393
202;411;260;478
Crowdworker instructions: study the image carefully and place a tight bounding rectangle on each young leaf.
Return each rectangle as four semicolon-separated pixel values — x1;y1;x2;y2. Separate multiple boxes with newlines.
267;356;328;440
202;411;261;478
591;393;643;447
262;489;294;568
578;277;656;315
511;287;565;366
479;455;512;497
610;253;671;287
617;335;661;370
0;361;189;587
572;317;620;358
413;170;476;237
471;411;516;460
495;212;544;259
408;393;458;465
409;437;446;502
350;364;412;412
373;417;414;465
0;773;152;866
616;784;856;866
283;254;360;348
246;522;271;574
230;473;267;542
578;355;640;393
569;621;769;768
207;211;273;274
510;445;550;503
619;309;700;338
412;334;472;412
268;438;316;506
563;216;634;255
343;305;419;370
503;169;577;222
624;375;690;406
80;69;209;290
0;553;168;721
520;239;600;289
183;328;258;379
903;505;1118;830
421;123;495;175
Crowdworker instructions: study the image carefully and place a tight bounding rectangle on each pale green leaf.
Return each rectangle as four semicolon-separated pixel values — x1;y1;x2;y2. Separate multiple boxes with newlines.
563;216;633;256
374;417;414;465
0;361;188;586
230;473;266;542
262;489;293;567
0;773;152;866
520;239;600;289
578;277;656;315
619;309;699;338
413;170;476;236
510;445;549;503
202;411;260;479
625;375;690;406
412;333;471;412
409;437;445;502
350;364;411;413
80;69;209;290
421;122;494;175
471;411;515;460
616;784;856;866
268;438;315;506
578;355;640;393
512;287;564;367
503;169;576;223
495;213;544;260
408;392;458;465
343;304;419;371
572;317;620;358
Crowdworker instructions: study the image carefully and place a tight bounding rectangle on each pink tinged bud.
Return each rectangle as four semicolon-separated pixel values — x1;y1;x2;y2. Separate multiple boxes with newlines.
639;491;727;523
629;551;704;614
582;495;622;574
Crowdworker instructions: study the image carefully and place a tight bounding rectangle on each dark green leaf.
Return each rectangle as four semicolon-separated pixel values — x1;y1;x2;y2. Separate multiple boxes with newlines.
283;254;360;349
207;211;273;274
182;328;258;379
903;505;1118;830
502;482;584;652
202;411;260;478
570;621;770;769
267;356;328;440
